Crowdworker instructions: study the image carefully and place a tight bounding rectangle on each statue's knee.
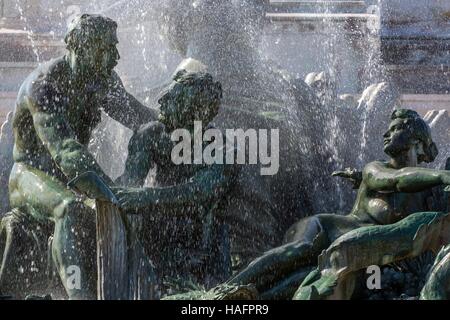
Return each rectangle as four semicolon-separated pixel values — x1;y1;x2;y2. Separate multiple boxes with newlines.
54;200;95;242
1;209;32;236
130;124;151;146
284;216;323;244
0;209;51;261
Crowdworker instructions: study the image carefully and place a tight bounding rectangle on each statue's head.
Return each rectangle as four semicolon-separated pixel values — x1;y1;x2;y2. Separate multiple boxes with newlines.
65;14;119;79
305;71;337;102
383;109;438;163
158;70;223;131
159;0;268;56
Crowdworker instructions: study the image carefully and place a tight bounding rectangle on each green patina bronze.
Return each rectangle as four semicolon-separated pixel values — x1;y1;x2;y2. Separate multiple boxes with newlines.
2;56;237;298
420;244;450;300
1;11;449;300
5;14;156;299
112;70;237;293
183;109;450;300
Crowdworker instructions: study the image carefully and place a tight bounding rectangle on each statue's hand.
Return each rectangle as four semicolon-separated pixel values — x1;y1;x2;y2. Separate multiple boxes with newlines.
332;168;362;189
332;168;360;178
68;172;117;204
111;187;148;211
331;171;350;178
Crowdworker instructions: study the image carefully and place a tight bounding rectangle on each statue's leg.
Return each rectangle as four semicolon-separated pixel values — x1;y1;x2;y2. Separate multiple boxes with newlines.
258;266;316;300
227;214;332;294
0;209;54;298
294;211;450;300
247;213;367;299
9;163;96;300
284;213;367;244
162;214;365;300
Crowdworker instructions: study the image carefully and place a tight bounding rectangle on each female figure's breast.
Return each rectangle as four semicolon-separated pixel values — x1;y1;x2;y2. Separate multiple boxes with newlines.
366;192;424;225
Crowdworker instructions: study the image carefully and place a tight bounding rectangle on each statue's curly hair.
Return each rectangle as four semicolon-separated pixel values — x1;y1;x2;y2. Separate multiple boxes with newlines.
64;14;117;51
390;109;438;163
159;70;223;123
173;69;222;97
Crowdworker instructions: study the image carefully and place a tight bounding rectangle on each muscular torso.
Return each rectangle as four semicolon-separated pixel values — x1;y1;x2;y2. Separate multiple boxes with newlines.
126;122;214;188
125;122;230;282
13;58;107;177
129;122;278;271
351;163;432;225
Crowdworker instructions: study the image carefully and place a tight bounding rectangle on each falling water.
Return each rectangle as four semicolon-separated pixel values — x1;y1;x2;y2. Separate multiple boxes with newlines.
1;1;392;217
357;2;383;169
15;2;40;63
321;2;346;212
0;0;427;300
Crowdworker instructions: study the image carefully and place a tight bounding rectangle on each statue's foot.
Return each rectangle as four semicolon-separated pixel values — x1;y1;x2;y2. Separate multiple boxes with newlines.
163;284;259;300
25;294;52;300
211;284;259;300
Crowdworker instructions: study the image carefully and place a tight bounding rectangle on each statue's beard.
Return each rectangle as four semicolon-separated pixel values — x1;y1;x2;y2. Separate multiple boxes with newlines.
91;64;114;80
71;58;112;81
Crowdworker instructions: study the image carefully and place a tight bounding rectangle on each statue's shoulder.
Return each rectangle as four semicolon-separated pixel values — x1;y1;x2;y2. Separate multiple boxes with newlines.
19;57;68;100
365;160;389;168
37;56;67;77
362;160;390;178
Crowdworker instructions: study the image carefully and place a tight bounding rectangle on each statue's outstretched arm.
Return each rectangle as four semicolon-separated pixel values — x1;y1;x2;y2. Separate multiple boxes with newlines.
332;168;362;189
103;72;158;130
28;88;113;185
113;164;236;212
363;161;450;193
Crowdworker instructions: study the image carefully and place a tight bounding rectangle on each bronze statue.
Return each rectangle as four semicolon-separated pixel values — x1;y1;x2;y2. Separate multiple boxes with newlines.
181;109;450;300
5;14;157;299
112;70;237;294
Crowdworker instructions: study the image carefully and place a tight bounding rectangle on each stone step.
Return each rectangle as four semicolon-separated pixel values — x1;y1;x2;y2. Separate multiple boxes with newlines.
381;38;450;66
0;62;36;91
401;95;450;116
268;12;376;22
266;12;377;34
0;29;64;62
269;1;368;14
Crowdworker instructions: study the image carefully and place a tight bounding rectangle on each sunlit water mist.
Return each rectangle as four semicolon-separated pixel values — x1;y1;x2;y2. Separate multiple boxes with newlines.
15;2;41;63
1;0;449;301
3;1;395;215
320;2;346;212
11;0;387;212
80;0;183;180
